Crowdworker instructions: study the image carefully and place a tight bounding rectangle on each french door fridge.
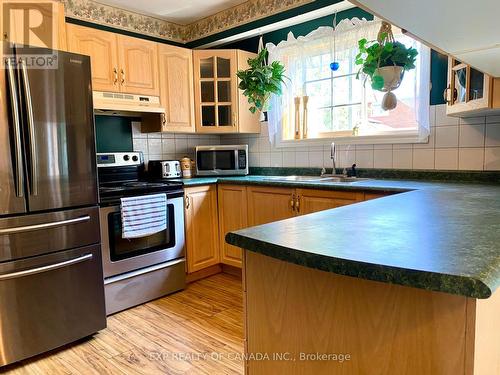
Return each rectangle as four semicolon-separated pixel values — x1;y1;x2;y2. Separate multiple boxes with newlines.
0;43;106;367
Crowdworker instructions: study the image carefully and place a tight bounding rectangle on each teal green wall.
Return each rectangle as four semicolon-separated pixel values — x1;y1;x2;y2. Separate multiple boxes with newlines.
95;116;133;152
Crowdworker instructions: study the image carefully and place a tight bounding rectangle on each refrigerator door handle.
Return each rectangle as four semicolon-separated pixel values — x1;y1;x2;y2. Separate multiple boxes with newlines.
19;58;38;196
0;253;93;281
5;58;24;198
0;215;91;235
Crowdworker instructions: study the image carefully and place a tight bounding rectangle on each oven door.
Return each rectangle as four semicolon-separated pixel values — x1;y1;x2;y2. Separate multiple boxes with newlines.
100;195;185;278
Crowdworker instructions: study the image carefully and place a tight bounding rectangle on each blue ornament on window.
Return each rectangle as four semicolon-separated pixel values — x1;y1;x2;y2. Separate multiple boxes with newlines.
330;11;340;72
330;62;340;71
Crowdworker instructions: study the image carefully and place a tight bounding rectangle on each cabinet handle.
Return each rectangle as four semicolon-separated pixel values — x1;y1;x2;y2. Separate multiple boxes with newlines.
120;69;125;84
290;194;295;211
113;68;118;85
185;195;190;209
295;195;300;213
443;84;458;104
161;113;167;126
232;112;236;127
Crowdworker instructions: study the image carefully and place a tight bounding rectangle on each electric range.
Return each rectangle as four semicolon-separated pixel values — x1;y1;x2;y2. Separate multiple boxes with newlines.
96;152;186;315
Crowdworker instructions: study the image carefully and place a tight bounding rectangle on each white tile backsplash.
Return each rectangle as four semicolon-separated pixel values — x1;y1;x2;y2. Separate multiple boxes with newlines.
434;148;458;170
131;123;221;163
129;105;500;171
459;124;485;148
435;126;459;148
413;149;435;170
458;148;484;170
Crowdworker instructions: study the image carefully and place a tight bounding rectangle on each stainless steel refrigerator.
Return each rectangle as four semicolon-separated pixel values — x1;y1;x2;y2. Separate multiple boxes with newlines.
0;43;106;367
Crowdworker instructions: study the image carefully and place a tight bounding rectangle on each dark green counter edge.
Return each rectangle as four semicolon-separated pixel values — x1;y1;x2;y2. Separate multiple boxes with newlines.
225;233;492;299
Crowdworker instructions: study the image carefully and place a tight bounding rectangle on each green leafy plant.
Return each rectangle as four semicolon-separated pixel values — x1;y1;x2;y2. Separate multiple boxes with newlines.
355;33;418;90
236;48;287;114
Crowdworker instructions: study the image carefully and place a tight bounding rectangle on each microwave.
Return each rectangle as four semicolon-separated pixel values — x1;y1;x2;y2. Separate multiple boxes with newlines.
195;145;248;176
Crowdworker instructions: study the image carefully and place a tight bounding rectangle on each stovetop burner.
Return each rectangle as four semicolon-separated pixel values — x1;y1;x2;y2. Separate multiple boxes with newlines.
97;152;184;205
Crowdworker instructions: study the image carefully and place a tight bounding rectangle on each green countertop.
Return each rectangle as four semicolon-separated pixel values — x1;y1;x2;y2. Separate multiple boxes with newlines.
178;175;500;299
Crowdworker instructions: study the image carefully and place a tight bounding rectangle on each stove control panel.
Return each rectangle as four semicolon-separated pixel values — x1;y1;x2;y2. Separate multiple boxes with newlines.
97;152;142;167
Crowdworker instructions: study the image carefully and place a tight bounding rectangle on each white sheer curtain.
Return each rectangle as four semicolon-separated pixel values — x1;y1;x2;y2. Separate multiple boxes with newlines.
265;17;431;143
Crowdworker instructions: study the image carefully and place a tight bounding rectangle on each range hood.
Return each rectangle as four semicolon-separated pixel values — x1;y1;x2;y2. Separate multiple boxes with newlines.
93;91;165;116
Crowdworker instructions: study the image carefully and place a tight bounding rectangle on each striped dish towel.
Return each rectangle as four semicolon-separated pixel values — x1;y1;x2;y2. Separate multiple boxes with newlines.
120;193;167;239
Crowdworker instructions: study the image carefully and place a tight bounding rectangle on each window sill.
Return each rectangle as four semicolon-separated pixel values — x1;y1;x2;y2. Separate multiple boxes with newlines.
275;131;428;148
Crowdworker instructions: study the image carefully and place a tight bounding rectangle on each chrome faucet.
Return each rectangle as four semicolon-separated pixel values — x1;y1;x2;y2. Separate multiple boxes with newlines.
330;142;336;174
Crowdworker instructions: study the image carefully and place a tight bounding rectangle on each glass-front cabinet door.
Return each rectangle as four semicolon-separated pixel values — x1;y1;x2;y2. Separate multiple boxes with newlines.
445;57;491;115
194;50;238;133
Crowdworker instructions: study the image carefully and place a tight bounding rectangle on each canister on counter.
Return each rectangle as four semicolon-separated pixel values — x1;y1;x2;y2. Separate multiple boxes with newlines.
180;157;192;178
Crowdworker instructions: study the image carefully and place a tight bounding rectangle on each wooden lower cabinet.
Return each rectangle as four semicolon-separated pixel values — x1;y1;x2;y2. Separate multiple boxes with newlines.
217;185;248;267
296;188;364;215
246;186;295;226
184;185;219;273
186;184;393;273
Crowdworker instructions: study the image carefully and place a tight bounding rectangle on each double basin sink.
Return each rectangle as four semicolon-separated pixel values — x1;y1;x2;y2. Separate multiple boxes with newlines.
263;175;370;183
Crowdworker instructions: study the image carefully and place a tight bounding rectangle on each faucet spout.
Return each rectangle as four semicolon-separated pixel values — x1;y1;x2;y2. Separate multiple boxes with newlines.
330;142;336;174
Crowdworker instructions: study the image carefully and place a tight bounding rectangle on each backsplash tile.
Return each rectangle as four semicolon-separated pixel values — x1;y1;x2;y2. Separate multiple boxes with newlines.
219;104;500;171
131;122;221;166
130;105;500;171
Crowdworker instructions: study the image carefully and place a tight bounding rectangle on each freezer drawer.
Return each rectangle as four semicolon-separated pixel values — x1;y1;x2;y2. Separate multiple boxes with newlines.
0;206;100;262
0;244;106;366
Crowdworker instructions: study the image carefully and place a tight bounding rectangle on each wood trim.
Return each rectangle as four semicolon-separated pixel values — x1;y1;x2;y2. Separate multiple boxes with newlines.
221;264;242;278
186;264;222;283
472;289;500;374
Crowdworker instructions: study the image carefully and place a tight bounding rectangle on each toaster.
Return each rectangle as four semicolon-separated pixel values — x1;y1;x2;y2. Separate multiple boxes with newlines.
148;160;181;179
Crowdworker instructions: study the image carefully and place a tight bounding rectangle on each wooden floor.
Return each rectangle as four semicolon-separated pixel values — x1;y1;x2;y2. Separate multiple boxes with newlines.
2;273;244;375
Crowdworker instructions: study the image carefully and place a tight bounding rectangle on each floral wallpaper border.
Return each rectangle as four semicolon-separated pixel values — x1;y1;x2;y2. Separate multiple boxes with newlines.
63;0;314;43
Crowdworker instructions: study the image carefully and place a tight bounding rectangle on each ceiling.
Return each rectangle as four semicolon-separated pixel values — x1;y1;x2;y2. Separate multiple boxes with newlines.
95;0;248;25
351;0;500;77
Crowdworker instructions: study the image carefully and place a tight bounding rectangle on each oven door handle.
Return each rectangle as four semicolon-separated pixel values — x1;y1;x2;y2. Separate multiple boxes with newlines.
0;253;93;281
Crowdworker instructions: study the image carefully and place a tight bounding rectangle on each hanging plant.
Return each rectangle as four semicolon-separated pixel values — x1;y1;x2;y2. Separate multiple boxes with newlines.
236;48;287;114
355;22;418;92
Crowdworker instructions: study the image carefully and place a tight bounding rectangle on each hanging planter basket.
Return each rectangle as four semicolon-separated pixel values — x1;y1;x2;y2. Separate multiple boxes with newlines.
374;65;404;92
355;22;418;110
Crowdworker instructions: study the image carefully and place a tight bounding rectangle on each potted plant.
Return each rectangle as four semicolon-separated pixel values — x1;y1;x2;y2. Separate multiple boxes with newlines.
355;24;418;94
237;48;287;114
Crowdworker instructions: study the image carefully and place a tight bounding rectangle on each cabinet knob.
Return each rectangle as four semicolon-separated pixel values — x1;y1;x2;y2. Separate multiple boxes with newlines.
295;195;300;213
290;194;295;211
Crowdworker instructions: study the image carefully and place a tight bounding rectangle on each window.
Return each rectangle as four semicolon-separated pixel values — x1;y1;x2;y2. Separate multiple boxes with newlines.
266;18;430;145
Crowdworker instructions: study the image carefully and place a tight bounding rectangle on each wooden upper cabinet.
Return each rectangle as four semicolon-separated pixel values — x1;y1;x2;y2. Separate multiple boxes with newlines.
117;35;159;96
218;185;248;268
295;189;364;216
445;57;500;117
66;25;159;96
66;24;118;92
193;49;260;134
157;44;195;132
247;186;295;226
184;185;220;273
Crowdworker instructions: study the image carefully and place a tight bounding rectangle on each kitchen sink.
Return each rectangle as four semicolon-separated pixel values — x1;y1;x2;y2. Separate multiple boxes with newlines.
262;175;370;183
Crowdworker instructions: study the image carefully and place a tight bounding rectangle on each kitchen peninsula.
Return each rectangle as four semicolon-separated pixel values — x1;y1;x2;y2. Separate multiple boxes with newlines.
226;182;500;375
